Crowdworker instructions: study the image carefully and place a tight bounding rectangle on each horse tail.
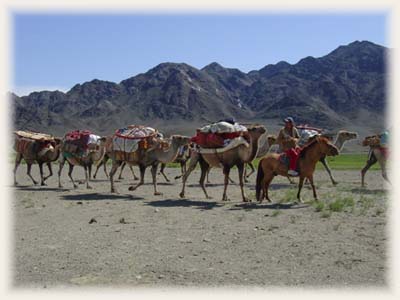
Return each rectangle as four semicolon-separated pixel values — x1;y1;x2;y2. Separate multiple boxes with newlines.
255;160;264;201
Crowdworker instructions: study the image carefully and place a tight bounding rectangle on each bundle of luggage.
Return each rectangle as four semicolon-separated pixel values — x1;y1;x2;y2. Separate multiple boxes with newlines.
190;119;249;149
63;130;102;156
112;125;160;153
296;124;323;146
14;130;57;155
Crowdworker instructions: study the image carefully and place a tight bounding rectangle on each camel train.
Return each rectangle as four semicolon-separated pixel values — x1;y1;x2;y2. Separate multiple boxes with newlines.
13;120;389;202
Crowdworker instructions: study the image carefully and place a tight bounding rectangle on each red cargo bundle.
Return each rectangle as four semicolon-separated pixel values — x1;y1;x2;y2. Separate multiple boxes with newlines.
64;130;92;152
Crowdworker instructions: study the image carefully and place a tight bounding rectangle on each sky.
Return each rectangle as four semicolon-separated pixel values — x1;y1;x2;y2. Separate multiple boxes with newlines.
12;13;387;96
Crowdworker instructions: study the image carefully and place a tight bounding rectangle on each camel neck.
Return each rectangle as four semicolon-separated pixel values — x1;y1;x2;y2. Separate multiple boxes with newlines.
334;135;346;151
156;140;181;164
244;133;260;162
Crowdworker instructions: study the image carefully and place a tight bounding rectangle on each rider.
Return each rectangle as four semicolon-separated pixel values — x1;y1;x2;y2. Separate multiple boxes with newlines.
277;117;300;176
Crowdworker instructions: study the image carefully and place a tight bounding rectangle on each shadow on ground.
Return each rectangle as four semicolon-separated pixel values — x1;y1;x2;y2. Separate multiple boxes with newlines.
61;192;143;201
350;188;387;195
229;202;309;211
15;186;69;192
145;198;224;210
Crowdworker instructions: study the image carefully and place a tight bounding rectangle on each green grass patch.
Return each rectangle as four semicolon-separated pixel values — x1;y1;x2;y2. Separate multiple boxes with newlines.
328;196;355;212
313;201;325;212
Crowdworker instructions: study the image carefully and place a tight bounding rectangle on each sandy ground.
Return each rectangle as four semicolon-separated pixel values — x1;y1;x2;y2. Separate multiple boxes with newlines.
11;164;389;288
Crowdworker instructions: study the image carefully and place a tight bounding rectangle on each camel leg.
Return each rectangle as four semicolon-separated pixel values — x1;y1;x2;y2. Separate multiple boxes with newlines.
159;163;170;183
287;176;295;184
13;153;23;186
67;162;78;189
237;163;250;202
129;164;146;191
199;159;211;199
308;175;318;201
245;162;255;183
222;166;231;201
320;157;337;185
58;156;66;188
151;163;162;195
206;168;211;184
377;157;390;185
84;165;92;189
129;164;139;181
361;152;377;187
26;163;38;185
43;162;53;183
118;162;126;179
38;162;46;186
296;177;305;203
179;153;199;198
88;164;93;180
109;160;122;193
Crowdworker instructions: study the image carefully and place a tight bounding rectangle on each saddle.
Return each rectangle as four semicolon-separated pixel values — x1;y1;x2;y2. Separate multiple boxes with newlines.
14;130;56;156
112;125;159;153
63;130;93;156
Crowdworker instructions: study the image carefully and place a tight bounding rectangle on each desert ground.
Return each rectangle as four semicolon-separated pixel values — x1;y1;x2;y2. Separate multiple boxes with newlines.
12;164;389;288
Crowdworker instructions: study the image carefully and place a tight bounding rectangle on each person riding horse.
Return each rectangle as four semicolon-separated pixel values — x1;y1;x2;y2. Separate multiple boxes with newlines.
276;117;300;176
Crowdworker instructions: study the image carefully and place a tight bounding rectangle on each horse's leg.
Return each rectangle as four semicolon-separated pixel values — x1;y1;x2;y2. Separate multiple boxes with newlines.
222;165;231;201
320;157;337;185
58;156;66;188
308;175;318;201
287;176;295;184
109;160;122;193
159;163;170;183
179;153;199;198
296;176;305;203
377;156;390;185
199;159;211;199
67;162;77;188
13;153;23;186
361;151;377;187
26;162;38;185
237;163;250;202
264;175;274;203
43;162;53;183
129;164;146;191
84;165;92;189
151;163;162;195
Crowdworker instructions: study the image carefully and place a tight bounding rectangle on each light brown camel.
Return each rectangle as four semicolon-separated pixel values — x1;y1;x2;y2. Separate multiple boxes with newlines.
58;137;107;189
361;135;390;187
256;136;339;203
159;144;191;182
109;135;191;195
13;134;62;186
319;130;358;185
179;125;267;202
93;151;139;181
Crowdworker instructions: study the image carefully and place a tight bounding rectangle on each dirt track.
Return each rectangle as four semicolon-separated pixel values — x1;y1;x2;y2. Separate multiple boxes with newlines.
12;165;389;288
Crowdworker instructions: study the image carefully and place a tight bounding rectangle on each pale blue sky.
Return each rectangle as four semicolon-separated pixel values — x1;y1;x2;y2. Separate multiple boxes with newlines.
13;13;387;96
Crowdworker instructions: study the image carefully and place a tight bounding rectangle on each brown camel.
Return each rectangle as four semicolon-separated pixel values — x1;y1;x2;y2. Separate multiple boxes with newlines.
58;137;107;189
256;136;339;203
361;135;390;187
179;125;267;202
13;133;62;186
109;135;191;195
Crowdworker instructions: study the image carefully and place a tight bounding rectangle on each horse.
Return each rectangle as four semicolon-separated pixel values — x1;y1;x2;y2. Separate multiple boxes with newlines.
256;136;339;203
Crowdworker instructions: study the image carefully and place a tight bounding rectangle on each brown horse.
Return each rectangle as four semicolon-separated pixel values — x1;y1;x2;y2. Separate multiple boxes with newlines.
256;136;339;203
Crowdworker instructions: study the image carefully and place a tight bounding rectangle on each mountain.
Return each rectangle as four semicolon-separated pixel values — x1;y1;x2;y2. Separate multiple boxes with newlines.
11;40;387;136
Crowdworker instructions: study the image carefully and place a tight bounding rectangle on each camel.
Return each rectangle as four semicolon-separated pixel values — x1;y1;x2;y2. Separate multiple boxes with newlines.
109;135;191;195
58;137;107;189
361;135;390;187
93;152;139;181
13;134;62;186
319;130;358;185
159;144;191;182
256;136;339;203
179;125;267;202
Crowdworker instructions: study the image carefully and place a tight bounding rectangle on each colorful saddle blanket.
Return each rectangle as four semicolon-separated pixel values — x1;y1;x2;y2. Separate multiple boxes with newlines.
115;125;157;139
113;125;158;152
63;130;100;156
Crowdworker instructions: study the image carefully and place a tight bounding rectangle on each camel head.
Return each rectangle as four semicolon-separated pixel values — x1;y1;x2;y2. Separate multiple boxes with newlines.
338;130;358;141
317;136;339;156
267;134;277;145
170;135;191;147
246;124;267;138
362;135;380;147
